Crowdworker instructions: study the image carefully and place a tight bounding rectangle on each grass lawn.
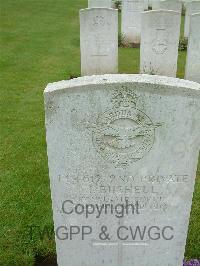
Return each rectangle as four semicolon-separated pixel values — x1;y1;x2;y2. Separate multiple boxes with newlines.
0;0;199;265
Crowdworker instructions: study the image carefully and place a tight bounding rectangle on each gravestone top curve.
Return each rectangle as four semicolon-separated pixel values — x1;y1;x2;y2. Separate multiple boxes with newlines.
45;74;200;95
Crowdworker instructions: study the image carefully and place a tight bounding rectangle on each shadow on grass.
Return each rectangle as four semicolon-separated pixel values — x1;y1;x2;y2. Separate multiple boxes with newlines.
34;253;57;266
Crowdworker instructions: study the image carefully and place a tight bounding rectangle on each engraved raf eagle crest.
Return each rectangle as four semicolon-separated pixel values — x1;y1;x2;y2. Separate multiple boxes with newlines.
92;87;161;168
152;29;168;55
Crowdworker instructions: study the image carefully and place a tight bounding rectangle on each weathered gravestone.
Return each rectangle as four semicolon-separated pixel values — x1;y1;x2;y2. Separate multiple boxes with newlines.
80;8;118;76
88;0;112;8
44;74;200;266
153;0;183;12
121;0;145;44
185;13;200;83
184;1;200;38
140;10;181;77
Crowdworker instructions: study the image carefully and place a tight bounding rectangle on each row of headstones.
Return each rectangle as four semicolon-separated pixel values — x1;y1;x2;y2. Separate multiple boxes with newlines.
80;0;200;83
88;0;200;41
152;0;200;38
88;0;199;44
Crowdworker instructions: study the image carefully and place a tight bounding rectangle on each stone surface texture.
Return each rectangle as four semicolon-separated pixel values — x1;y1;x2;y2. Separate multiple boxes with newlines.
152;0;161;9
88;0;112;8
154;0;183;12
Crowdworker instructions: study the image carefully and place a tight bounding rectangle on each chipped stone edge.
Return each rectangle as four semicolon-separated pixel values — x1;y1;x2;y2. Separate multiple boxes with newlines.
44;74;200;97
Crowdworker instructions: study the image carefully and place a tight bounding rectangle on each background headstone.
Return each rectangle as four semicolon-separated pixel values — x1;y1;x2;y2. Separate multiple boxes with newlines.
44;74;200;266
140;10;181;77
153;0;183;12
183;0;200;8
88;0;112;8
121;0;145;44
80;8;118;76
148;0;153;7
144;0;149;10
184;1;200;37
149;0;155;7
152;0;161;9
185;13;200;82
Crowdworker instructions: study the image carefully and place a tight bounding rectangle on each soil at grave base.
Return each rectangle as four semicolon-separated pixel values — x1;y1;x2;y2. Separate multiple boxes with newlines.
132;43;140;48
34;254;57;266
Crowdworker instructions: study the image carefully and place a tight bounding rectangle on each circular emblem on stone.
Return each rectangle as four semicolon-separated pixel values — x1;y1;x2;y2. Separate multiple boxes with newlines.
152;40;168;54
152;29;168;55
92;88;161;168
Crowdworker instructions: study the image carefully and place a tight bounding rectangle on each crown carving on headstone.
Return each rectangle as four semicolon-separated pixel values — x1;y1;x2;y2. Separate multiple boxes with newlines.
111;86;139;108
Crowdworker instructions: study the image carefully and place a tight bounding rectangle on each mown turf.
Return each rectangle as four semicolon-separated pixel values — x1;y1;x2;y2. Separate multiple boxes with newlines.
0;1;199;265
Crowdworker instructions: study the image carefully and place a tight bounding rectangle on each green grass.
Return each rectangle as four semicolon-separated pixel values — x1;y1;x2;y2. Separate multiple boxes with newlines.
0;1;199;265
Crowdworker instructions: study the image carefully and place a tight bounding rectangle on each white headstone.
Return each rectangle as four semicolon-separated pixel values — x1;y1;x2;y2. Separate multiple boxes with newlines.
144;0;149;10
184;1;200;37
88;0;112;8
183;0;200;8
44;74;200;266
80;8;118;76
154;0;183;12
140;10;181;77
185;13;200;82
121;0;145;44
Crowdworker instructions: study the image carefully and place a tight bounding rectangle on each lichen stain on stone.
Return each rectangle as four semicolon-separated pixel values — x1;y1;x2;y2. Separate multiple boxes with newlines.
45;95;59;124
